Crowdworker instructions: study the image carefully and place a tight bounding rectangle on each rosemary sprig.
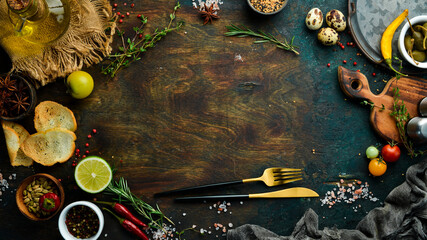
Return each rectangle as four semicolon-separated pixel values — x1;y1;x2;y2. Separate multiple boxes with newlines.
102;2;183;77
225;24;299;55
105;177;173;230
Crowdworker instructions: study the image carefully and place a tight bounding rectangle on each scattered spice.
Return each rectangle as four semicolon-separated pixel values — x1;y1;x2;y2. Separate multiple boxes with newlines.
249;0;285;14
327;63;331;67
0;173;15;202
320;179;379;209
199;4;220;25
66;205;100;239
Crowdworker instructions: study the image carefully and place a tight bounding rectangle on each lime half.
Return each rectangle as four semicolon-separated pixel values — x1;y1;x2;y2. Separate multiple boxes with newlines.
75;156;112;193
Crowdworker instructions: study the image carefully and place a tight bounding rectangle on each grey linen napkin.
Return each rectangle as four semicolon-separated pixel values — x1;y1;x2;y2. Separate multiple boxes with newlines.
227;159;427;240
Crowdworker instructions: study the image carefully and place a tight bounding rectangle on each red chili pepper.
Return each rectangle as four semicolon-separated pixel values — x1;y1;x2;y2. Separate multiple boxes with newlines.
95;201;147;228
39;192;60;212
103;208;149;240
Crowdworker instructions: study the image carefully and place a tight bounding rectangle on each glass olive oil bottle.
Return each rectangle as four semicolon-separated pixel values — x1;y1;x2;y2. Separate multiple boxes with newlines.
6;0;70;44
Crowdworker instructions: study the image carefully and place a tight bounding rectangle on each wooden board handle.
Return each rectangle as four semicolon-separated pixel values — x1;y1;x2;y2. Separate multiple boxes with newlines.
338;66;377;103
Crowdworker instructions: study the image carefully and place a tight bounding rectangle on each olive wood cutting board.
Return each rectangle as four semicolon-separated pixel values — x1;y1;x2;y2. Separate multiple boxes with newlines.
338;66;427;143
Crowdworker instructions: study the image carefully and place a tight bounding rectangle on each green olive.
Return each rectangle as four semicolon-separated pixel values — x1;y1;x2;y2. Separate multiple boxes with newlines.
412;30;426;51
404;35;414;51
412;50;426;62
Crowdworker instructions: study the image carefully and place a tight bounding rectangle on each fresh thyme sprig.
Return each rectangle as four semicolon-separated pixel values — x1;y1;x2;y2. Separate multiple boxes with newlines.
225;24;299;55
360;100;385;111
390;87;427;157
102;2;183;77
105;177;173;230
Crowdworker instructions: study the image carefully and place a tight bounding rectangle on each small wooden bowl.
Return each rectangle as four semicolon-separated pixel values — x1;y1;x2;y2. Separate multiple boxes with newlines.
16;173;65;221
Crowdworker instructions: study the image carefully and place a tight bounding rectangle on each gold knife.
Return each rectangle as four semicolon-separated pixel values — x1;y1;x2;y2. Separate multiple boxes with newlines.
174;187;319;202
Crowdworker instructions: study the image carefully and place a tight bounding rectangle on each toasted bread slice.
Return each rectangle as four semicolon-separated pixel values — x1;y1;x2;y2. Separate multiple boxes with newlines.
1;120;30;144
2;120;33;166
21;128;76;166
34;101;77;132
3;126;20;164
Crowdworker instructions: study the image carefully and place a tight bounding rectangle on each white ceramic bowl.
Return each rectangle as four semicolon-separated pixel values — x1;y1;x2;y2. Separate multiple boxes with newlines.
58;201;104;240
398;15;427;69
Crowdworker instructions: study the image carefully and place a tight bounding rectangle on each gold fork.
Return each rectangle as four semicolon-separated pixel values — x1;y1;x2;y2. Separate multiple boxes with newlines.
154;167;302;197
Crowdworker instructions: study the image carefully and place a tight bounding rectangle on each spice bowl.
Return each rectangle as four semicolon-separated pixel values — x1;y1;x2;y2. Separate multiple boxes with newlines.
398;15;427;69
16;173;65;221
0;73;37;121
58;201;104;240
247;0;288;15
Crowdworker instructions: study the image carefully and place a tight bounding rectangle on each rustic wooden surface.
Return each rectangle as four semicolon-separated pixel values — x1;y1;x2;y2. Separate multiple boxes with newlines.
339;66;427;143
1;0;427;239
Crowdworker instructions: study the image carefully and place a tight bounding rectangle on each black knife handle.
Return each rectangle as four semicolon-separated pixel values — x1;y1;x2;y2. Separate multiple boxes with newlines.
175;194;249;202
154;180;244;197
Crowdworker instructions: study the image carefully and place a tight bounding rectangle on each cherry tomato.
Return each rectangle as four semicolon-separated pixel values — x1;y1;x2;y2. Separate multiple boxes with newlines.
368;158;387;176
366;145;379;159
381;144;401;162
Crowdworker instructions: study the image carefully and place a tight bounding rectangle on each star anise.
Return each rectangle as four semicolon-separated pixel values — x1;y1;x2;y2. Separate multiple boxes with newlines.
199;4;219;25
10;93;30;115
0;74;17;91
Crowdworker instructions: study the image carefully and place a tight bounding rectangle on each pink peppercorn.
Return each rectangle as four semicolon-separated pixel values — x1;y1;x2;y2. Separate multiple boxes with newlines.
343;60;347;64
92;129;97;134
121;14;125;18
131;3;134;8
119;19;123;23
85;150;90;154
137;14;141;18
353;62;357;66
88;134;92;139
113;3;117;7
372;73;376;76
85;143;89;147
82;155;86;158
126;12;130;16
139;34;143;39
327;63;331;67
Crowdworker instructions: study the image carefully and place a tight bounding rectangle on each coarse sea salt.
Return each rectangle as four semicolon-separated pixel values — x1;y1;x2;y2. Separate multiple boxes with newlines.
320;180;379;210
192;0;223;11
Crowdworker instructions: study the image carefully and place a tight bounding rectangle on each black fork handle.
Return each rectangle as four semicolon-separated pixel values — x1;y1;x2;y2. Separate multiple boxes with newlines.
154;180;243;197
175;194;249;202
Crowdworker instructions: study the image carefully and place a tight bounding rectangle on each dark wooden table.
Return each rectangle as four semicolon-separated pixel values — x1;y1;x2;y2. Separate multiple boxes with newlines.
1;0;426;239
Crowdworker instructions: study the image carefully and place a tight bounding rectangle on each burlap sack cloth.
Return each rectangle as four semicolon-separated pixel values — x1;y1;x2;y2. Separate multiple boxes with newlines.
0;0;115;87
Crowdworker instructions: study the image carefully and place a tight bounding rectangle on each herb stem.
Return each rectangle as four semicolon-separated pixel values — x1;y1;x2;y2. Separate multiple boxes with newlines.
105;177;173;230
102;1;183;77
225;24;299;55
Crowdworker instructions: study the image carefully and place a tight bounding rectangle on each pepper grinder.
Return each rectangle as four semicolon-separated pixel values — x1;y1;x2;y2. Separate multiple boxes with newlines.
407;97;427;144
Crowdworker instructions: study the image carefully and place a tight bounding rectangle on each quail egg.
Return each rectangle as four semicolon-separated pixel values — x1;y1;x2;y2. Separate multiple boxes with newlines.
305;8;323;30
317;27;339;46
326;9;346;32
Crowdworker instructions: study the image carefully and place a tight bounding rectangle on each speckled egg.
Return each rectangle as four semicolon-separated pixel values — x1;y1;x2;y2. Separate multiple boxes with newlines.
326;9;346;32
317;27;339;46
305;8;323;30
